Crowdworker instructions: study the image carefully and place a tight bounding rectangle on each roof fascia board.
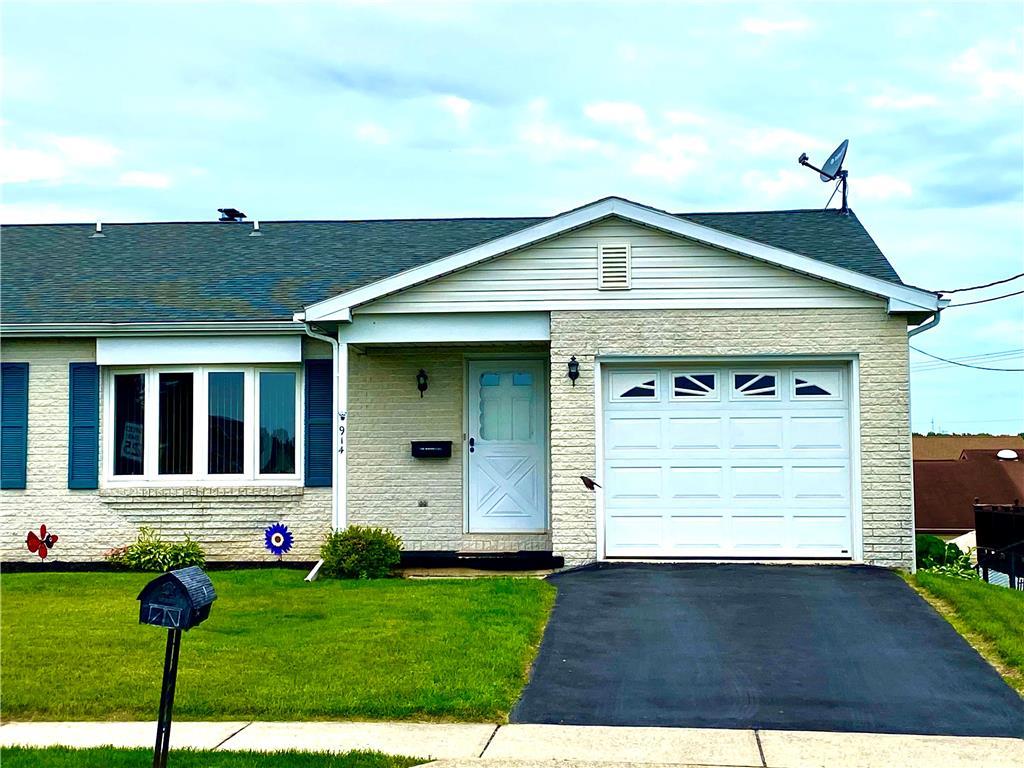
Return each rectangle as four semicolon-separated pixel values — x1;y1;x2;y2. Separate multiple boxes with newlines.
1;321;305;338
303;197;941;321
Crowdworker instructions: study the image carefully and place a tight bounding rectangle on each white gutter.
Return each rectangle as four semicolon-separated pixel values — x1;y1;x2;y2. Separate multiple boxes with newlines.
907;310;943;337
1;321;304;338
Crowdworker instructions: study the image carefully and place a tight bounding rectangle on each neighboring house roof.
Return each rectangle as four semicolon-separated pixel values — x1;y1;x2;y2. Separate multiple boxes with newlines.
913;435;1024;461
914;450;1024;533
1;198;921;326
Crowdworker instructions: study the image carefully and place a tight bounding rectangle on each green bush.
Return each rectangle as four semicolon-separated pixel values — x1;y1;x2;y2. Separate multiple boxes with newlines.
915;533;978;580
105;527;206;572
320;526;402;579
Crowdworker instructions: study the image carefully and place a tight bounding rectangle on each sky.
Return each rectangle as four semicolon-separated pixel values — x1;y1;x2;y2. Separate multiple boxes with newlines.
2;0;1023;434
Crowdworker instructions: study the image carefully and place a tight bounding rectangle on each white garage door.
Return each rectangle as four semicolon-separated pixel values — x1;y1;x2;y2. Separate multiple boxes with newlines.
602;363;853;559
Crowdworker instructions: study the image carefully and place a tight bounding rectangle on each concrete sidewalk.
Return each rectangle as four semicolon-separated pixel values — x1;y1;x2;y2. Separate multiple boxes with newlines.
2;721;1022;767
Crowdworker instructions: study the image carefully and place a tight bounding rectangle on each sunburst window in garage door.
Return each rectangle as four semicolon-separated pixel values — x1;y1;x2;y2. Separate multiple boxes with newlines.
672;373;718;400
732;372;778;399
610;371;659;401
793;369;842;400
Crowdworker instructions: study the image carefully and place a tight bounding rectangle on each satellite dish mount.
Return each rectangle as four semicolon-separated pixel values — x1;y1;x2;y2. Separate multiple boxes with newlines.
797;139;850;214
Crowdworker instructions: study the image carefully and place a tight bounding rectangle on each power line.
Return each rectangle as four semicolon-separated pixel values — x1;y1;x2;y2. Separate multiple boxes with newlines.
911;348;1024;371
936;272;1024;294
945;289;1024;308
910;346;1024;371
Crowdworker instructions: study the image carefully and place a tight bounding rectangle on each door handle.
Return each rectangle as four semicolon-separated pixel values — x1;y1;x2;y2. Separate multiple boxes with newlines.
469;437;475;453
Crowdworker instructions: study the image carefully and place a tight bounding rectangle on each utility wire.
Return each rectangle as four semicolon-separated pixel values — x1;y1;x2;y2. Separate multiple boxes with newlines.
911;348;1024;371
910;346;1024;371
945;289;1024;308
936;272;1024;294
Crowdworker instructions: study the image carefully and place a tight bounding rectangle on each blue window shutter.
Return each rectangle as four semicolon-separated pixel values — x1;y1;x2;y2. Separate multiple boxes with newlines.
68;363;100;489
304;359;333;487
1;363;29;489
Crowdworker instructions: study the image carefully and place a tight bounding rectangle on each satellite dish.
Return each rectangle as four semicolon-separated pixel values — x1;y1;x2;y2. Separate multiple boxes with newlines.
819;139;848;182
797;139;851;213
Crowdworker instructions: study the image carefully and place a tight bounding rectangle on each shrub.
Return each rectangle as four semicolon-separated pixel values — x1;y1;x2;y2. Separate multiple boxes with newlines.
105;527;206;572
915;533;978;580
320;525;402;579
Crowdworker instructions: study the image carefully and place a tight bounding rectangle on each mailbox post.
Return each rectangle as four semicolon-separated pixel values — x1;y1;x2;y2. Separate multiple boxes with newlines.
137;566;217;768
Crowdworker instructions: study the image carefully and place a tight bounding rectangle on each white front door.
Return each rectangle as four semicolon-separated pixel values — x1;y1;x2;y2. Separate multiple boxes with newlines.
603;362;853;558
467;360;547;533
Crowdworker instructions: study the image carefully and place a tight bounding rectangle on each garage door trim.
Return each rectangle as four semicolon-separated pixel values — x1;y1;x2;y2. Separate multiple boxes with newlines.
593;354;863;562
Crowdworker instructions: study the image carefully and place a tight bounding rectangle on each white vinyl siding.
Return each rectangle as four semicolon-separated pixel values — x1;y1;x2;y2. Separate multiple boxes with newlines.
357;218;882;314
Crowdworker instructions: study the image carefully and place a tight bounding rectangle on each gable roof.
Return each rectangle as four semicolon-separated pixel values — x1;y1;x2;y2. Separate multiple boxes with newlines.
914;450;1024;533
1;197;933;328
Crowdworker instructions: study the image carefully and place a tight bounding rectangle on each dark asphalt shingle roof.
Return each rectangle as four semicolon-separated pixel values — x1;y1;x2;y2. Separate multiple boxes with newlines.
0;208;902;324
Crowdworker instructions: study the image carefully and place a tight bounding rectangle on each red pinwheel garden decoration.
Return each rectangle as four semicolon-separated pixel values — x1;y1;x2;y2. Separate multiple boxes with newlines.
27;525;58;559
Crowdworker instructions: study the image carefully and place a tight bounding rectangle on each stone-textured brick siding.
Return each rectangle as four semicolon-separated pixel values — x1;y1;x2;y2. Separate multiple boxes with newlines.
1;338;330;562
548;307;913;568
346;344;552;552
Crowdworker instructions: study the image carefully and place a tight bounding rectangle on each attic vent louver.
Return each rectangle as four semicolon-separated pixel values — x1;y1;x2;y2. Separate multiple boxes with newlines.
598;242;631;290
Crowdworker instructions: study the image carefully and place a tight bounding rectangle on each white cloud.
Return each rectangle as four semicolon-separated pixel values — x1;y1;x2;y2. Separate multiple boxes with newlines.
355;122;392;145
1;134;121;185
631;134;709;183
741;18;812;35
951;40;1024;100
741;169;812;198
118;170;171;189
584;100;651;140
733;128;825;155
856;174;913;201
47;135;121;167
0;144;66;183
520;100;610;155
439;94;472;126
867;91;939;110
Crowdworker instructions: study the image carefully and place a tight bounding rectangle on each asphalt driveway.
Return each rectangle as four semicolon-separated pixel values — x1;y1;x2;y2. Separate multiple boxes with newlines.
512;563;1024;737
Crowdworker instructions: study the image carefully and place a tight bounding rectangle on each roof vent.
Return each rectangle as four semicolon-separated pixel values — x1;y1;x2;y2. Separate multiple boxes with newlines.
217;207;246;222
249;220;262;237
90;222;105;239
997;449;1019;461
598;242;631;290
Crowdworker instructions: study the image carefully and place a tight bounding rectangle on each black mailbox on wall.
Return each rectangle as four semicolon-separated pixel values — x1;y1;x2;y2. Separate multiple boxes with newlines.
137;566;217;631
411;440;453;459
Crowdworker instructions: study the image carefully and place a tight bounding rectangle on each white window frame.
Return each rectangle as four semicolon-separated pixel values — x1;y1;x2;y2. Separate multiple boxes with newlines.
669;370;720;402
609;370;660;402
102;364;303;487
729;369;781;401
791;368;843;401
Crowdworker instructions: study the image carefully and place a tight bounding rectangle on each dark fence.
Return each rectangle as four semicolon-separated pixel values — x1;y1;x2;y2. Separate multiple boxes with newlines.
974;500;1023;590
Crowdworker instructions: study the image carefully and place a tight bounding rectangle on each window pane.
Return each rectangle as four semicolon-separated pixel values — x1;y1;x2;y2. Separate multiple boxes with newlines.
159;372;193;474
259;372;296;474
113;374;145;475
208;372;244;474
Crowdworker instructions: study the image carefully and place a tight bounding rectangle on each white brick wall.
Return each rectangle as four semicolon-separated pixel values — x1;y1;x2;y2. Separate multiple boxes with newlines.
1;338;330;562
347;344;552;552
548;307;914;569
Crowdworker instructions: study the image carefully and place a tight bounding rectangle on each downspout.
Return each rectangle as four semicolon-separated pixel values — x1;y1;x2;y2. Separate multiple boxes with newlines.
301;317;340;582
905;302;943;573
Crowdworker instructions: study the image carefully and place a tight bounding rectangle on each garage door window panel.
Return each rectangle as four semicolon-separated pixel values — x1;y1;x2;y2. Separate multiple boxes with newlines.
671;372;719;401
731;372;779;400
610;371;660;402
792;369;842;400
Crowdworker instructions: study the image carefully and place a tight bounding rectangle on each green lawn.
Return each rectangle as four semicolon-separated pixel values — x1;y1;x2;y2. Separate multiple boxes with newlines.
1;570;555;721
911;571;1024;694
1;747;419;768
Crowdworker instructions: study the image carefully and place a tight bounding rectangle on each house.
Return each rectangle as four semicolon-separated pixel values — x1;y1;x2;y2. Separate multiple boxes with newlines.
0;197;946;568
913;435;1024;535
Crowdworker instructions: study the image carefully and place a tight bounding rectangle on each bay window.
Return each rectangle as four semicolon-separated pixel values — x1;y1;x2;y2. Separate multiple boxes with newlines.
105;366;301;484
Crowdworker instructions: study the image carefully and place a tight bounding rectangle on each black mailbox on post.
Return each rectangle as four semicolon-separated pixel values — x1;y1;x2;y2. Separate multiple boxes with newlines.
138;565;217;631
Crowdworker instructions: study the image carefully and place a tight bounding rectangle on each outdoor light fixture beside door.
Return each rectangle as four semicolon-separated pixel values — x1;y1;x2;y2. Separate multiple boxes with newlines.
416;369;429;397
567;356;580;386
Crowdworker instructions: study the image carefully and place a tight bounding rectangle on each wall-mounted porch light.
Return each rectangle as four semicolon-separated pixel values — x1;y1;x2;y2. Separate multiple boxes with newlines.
416;369;429;397
567;356;580;386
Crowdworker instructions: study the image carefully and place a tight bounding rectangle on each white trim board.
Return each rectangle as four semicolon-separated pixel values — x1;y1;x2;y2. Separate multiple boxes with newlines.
97;335;301;365
303;197;943;321
338;312;550;344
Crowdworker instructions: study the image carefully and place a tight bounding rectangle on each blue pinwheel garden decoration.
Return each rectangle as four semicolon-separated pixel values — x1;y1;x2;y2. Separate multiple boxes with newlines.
264;523;293;557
